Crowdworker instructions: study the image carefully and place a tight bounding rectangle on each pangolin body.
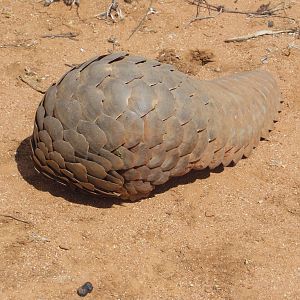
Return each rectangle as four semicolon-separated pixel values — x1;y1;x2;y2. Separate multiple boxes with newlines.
31;52;281;200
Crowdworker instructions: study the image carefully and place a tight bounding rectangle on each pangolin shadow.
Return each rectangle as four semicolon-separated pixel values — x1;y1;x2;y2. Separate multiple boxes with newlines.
16;137;225;208
15;137;120;208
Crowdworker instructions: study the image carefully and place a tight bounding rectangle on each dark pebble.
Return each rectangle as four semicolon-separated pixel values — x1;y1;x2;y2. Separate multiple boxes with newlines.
267;20;274;28
77;282;93;297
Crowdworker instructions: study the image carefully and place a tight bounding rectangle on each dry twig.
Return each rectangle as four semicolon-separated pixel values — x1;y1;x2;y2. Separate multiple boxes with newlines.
188;0;297;22
288;43;300;50
0;214;31;225
65;63;79;68
128;1;156;40
189;15;215;23
195;0;210;17
189;10;222;25
98;0;124;22
225;28;297;43
41;32;79;40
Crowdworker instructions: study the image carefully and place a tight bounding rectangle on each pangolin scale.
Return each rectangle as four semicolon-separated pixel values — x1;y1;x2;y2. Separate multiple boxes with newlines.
31;52;282;200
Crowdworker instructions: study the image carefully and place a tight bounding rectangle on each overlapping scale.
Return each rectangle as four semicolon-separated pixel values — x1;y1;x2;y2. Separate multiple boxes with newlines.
31;52;282;201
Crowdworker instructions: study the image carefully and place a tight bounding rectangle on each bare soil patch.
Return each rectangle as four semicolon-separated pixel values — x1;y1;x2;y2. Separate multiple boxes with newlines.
0;1;299;299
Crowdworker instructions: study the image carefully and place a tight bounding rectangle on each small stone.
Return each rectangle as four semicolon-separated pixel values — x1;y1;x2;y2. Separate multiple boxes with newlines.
213;284;222;291
267;20;274;28
77;282;93;297
282;48;291;57
31;232;50;242
205;211;215;217
204;287;213;293
107;36;118;44
148;7;156;14
59;244;71;250
260;56;268;64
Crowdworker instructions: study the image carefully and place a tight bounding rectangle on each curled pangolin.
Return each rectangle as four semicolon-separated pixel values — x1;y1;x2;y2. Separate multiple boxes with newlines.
31;52;282;201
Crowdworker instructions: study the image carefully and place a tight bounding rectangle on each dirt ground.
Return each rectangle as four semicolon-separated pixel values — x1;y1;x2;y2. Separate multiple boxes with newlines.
0;0;299;299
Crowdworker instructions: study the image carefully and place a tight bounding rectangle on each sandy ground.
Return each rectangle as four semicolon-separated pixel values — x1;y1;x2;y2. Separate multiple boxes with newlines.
0;0;299;299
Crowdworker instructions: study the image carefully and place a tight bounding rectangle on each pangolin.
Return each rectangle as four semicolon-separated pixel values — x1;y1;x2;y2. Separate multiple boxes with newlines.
31;52;282;201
